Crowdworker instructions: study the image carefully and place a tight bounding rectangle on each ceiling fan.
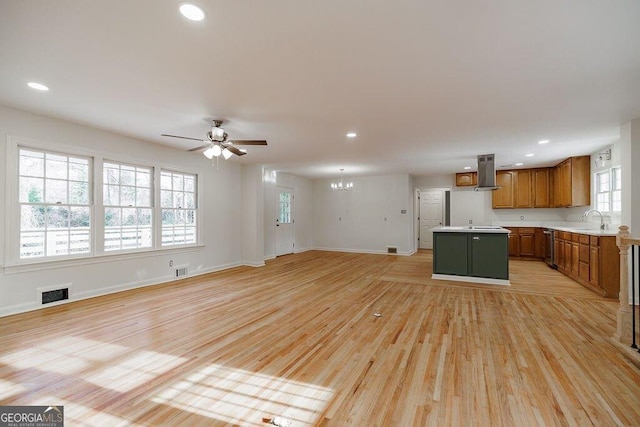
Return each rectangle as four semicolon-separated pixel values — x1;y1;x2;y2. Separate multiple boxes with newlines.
161;119;267;160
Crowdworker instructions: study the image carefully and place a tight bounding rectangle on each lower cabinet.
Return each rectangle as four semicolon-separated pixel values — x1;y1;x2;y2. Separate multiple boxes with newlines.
469;233;509;280
433;232;509;280
556;233;620;298
506;227;543;259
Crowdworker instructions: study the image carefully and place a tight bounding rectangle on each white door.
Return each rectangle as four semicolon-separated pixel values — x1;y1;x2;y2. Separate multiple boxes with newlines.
276;187;295;256
419;190;444;249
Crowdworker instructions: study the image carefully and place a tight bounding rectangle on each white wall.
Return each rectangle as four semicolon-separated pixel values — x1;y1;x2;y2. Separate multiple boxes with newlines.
0;105;245;316
621;119;640;234
241;165;265;266
313;174;414;255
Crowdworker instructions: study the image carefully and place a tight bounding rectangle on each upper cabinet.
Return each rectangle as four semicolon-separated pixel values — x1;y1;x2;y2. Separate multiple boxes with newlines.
492;171;516;208
532;168;550;208
552;156;590;207
455;172;477;187
490;156;589;209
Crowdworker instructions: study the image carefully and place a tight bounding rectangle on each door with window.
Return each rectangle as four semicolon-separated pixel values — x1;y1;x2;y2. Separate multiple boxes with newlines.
276;187;294;256
419;190;444;249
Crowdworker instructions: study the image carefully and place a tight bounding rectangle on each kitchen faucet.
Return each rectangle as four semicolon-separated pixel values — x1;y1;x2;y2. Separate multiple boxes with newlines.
582;209;605;230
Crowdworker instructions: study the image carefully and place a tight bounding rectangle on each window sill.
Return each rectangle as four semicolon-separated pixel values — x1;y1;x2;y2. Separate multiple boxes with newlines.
2;244;205;275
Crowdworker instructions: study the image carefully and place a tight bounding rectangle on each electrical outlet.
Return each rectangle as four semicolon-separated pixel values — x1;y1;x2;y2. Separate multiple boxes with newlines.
169;260;173;267
520;215;525;221
469;219;473;224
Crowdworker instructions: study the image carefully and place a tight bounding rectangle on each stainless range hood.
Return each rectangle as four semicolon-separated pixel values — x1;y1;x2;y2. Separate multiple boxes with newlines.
474;154;501;191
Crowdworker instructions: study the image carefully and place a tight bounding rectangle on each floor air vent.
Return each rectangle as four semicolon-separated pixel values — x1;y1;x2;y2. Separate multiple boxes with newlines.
175;266;188;278
42;288;69;305
387;246;398;254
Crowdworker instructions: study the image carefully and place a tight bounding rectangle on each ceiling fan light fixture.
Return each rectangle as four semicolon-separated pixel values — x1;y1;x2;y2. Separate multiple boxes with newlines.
203;146;216;159
222;147;233;160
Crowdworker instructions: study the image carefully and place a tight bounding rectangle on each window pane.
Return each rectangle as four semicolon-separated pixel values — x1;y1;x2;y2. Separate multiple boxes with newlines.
105;208;121;226
104;185;120;205
69;158;89;181
47;230;69;256
20;231;45;258
20;150;44;177
69;181;89;204
161;172;172;190
21;205;45;229
45;179;68;204
19;177;44;203
137;171;150;188
120;166;135;186
161;190;172;208
121;186;136;206
46;155;68;179
137;188;151;207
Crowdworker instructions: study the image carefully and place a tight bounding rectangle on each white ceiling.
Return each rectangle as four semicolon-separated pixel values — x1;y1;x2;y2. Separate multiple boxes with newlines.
1;1;639;179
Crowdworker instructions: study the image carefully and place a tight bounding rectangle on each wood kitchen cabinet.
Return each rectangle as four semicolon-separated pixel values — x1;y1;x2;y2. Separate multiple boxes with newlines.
515;170;533;208
492;171;515;208
532;168;550;208
492;168;550;209
552;156;590;207
553;231;619;298
505;227;542;259
490;156;588;210
455;172;477;187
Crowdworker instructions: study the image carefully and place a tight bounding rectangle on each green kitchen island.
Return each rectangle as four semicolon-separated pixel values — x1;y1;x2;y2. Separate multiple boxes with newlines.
432;226;511;285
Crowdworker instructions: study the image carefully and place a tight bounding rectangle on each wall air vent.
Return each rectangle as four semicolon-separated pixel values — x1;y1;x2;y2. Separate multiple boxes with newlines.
175;266;188;278
387;246;398;254
42;288;69;305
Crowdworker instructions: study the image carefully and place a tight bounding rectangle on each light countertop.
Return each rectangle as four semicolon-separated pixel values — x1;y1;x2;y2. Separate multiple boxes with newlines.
433;226;511;234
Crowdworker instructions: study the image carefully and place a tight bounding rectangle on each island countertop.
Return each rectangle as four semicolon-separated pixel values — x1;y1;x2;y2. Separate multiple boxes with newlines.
432;226;511;234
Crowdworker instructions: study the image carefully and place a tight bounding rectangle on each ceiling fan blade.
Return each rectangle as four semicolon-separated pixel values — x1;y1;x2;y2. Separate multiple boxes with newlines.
161;133;203;142
188;143;210;152
227;140;268;146
222;144;246;156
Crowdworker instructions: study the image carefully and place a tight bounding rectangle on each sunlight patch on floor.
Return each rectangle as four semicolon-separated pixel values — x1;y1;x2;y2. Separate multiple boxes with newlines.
84;349;187;392
152;363;334;426
32;396;146;427
0;379;26;400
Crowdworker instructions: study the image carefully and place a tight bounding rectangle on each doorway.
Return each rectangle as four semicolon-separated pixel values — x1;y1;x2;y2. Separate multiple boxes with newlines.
419;189;445;249
275;187;294;256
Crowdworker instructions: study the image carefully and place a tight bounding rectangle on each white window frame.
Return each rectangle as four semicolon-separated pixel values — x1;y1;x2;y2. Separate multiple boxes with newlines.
17;146;93;260
594;166;621;216
160;169;198;247
103;160;154;252
4;135;203;271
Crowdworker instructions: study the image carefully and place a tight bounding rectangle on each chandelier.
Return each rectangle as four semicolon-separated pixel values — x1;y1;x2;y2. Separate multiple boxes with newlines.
331;169;354;191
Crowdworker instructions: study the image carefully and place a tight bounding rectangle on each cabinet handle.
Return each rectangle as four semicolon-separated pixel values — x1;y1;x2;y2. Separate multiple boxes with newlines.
473;236;480;240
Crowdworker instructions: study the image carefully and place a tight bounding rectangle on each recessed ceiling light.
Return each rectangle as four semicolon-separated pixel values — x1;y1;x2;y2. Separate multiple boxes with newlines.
538;139;550;144
525;153;535;157
179;3;206;21
463;166;471;170
515;162;524;166
27;82;49;91
346;132;357;138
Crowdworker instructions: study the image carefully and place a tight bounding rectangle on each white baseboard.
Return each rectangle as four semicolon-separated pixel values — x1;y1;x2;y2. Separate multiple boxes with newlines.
431;274;511;286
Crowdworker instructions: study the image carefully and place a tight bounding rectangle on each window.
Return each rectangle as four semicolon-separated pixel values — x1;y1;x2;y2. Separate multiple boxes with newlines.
103;162;153;251
160;170;197;246
18;148;91;259
595;167;621;214
279;190;292;224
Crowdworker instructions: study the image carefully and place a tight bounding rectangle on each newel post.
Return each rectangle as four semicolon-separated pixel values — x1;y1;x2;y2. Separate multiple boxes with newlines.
615;225;632;344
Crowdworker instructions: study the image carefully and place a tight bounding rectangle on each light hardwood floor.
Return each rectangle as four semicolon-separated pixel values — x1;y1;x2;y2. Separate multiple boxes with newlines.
1;250;639;426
